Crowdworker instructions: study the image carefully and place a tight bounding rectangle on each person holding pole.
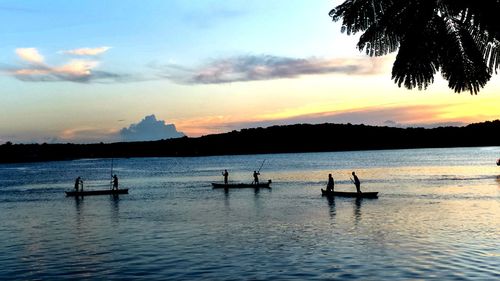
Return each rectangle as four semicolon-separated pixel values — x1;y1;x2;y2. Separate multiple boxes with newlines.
326;174;335;192
253;170;260;184
222;169;229;184
252;160;266;184
112;174;119;190
74;176;83;192
350;171;361;193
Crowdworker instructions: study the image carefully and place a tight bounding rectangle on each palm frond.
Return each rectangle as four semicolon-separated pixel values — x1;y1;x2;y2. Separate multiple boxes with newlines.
391;24;440;91
329;0;393;35
438;18;491;94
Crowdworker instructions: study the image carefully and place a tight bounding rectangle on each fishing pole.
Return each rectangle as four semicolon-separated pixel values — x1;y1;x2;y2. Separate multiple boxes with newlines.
257;159;266;173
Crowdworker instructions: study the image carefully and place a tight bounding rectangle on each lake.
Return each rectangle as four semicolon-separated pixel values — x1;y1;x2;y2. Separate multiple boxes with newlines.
0;147;499;280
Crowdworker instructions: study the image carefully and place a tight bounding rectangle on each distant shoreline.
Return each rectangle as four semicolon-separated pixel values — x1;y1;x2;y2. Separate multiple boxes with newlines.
1;120;499;164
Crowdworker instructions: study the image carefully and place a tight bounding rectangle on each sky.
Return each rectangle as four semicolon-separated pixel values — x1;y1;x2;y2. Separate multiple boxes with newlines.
1;0;499;143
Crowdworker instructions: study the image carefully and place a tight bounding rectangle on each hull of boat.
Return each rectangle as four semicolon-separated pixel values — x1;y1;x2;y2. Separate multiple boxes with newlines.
66;189;129;196
321;189;378;198
212;182;271;188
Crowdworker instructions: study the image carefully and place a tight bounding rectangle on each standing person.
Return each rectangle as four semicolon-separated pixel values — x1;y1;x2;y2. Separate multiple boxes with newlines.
327;174;335;192
74;176;82;192
351;171;361;193
253;170;260;184
112;174;119;190
222;170;229;184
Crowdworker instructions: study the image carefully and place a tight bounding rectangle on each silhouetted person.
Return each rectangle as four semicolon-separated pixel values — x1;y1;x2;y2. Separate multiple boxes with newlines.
253;170;260;184
112;174;119;190
74;176;82;192
222;169;229;184
327;174;335;192
351;171;361;193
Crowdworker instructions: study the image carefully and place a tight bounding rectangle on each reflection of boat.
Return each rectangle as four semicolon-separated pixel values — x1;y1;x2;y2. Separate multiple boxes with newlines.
321;189;378;198
212;181;271;188
66;189;129;196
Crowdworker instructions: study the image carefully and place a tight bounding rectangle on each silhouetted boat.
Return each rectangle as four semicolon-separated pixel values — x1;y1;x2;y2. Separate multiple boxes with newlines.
497;158;500;166
212;181;271;188
65;189;129;196
321;189;378;198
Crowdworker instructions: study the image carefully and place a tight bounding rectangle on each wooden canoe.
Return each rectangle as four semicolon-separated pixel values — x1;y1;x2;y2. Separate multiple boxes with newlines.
321;189;378;198
212;182;271;188
65;189;129;196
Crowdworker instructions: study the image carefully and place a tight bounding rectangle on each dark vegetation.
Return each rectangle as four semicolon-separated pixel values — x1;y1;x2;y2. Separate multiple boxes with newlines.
1;120;499;163
330;1;500;94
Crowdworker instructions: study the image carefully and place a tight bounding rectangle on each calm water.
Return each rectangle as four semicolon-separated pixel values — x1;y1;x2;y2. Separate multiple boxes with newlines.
0;147;499;280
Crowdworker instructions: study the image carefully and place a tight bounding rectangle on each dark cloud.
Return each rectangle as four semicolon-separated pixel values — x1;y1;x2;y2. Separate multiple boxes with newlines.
120;115;184;142
160;55;387;84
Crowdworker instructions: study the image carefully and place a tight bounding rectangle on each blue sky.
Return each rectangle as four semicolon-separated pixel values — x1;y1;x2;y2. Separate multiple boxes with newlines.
1;1;499;143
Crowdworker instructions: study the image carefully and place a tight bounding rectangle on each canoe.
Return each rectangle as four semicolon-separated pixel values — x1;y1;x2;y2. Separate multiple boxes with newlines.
212;182;271;188
65;189;129;196
321;189;378;198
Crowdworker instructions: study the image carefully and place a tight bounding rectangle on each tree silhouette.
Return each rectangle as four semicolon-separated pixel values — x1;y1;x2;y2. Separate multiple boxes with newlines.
330;1;500;94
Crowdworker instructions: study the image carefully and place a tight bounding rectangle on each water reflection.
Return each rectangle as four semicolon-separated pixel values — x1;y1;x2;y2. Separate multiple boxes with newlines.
223;188;230;209
110;195;120;223
73;196;85;231
326;195;336;219
354;198;363;224
253;188;263;213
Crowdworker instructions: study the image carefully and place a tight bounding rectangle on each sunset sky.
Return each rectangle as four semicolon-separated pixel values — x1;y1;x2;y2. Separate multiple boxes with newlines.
1;0;499;143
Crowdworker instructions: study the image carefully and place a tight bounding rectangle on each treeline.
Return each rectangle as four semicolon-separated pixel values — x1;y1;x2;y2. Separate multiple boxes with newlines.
1;120;499;163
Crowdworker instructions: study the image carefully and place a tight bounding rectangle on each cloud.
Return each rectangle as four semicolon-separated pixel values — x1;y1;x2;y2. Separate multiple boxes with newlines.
159;55;388;84
63;46;111;56
15;48;45;64
6;47;127;83
120;115;185;142
383;120;467;128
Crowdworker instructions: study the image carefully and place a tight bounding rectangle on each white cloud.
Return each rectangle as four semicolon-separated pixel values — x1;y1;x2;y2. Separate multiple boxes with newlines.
6;47;126;83
15;48;45;64
63;46;112;56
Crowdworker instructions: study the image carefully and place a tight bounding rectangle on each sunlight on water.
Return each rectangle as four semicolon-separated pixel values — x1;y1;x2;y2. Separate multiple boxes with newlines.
0;147;499;279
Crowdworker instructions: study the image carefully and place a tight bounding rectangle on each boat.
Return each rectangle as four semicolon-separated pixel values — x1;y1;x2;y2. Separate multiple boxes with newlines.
65;189;129;196
497;158;500;166
212;180;271;189
321;189;378;198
